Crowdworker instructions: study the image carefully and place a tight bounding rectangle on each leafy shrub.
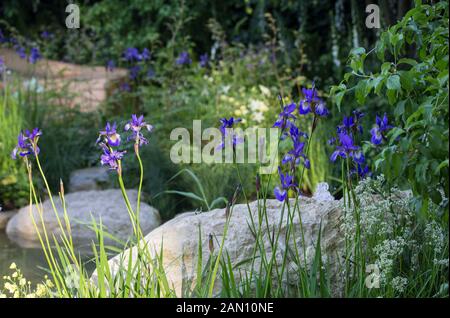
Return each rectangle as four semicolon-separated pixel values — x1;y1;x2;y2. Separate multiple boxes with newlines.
330;1;449;217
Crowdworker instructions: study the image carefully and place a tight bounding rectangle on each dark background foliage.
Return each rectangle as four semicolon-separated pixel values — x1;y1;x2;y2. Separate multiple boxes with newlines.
0;0;412;87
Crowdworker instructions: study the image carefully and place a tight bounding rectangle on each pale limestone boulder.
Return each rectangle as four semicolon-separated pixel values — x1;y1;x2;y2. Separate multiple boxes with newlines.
69;167;111;192
0;210;17;230
95;183;344;297
6;189;161;249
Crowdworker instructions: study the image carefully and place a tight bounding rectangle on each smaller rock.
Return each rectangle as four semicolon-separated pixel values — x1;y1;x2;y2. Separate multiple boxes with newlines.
312;182;335;202
69;167;111;192
6;189;161;250
0;210;17;230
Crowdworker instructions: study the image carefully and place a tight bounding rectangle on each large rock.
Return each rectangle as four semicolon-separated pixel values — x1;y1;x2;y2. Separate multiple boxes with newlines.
6;189;161;249
93;183;343;297
69;167;111;192
0;210;17;230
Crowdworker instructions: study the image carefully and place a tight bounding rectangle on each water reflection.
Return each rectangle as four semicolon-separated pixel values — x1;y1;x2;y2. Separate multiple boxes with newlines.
0;231;50;283
0;231;99;287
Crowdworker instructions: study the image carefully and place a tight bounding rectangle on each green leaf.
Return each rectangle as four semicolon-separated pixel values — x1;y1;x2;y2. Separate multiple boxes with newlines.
394;100;406;118
355;81;367;105
386;75;401;90
334;91;345;111
398;58;418;66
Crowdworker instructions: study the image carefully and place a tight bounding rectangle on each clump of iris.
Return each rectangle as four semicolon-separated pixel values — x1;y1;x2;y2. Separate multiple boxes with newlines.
328;110;374;179
272;85;328;202
119;47;152;91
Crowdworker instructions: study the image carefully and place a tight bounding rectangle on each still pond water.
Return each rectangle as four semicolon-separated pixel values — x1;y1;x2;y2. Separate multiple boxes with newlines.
1;231;107;287
0;231;50;283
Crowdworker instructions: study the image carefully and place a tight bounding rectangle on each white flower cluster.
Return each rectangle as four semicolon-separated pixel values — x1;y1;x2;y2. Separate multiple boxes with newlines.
373;237;407;283
341;175;449;295
424;220;449;267
391;276;408;294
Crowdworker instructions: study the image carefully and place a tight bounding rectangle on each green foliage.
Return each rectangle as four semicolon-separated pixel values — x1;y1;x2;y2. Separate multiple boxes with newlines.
330;1;449;217
0;89;28;209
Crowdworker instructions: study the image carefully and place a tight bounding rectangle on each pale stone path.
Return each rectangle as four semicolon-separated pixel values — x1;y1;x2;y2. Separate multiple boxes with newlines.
0;48;127;112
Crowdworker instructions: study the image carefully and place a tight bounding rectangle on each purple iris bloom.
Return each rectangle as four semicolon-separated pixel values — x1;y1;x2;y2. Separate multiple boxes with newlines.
302;86;320;104
274;167;298;202
0;57;5;74
274;186;287;202
298;86;321;116
15;45;26;59
124;114;153;146
338;112;364;135
176;51;192;65
282;139;309;169
273;103;296;130
218;117;244;149
353;109;365;120
0;29;5;43
129;65;141;80
29;47;41;64
219;117;242;135
199;53;209;67
106;60;115;72
141;48;151;61
315;101;329;117
330;133;359;162
123;47;142;62
289;125;308;141
352;164;371;179
120;82;131;92
298;99;311;115
26;128;43;142
370;113;393;145
11;132;33;159
11;128;42;159
327;137;336;145
352;150;365;164
100;146;126;171
97;122;121;147
41;31;52;40
217;117;243;150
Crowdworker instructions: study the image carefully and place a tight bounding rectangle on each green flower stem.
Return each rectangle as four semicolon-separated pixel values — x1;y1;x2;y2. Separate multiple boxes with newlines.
135;144;145;242
117;161;138;238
